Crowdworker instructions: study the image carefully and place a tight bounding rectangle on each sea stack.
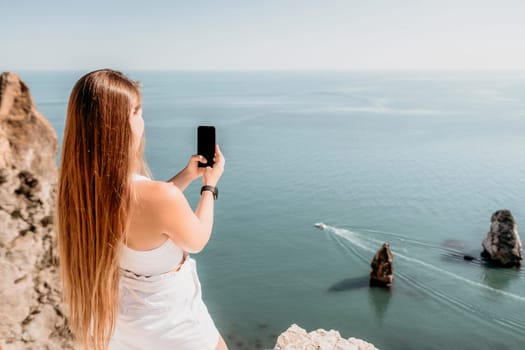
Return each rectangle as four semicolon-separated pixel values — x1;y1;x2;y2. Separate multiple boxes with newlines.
370;242;394;287
0;72;75;349
481;209;523;267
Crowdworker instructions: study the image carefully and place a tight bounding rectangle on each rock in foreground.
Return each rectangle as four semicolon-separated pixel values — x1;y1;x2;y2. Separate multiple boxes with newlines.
0;72;75;349
273;324;378;350
370;242;394;287
482;210;522;267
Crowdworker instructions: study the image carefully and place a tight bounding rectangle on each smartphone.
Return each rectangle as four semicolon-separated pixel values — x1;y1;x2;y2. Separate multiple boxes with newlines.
197;126;216;168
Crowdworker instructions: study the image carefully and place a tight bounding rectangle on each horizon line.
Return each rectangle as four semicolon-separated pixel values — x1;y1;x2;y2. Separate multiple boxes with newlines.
7;68;525;73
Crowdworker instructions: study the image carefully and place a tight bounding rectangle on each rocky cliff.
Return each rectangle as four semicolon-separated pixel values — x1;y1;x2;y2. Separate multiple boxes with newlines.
0;72;75;349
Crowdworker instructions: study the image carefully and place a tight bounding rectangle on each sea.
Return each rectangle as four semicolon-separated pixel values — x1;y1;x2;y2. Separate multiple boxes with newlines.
20;70;525;350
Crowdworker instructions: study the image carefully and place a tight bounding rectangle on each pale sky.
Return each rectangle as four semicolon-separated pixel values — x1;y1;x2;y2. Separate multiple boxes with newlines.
1;0;524;71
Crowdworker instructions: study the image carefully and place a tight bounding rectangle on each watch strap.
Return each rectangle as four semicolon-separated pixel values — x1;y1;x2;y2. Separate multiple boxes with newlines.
200;185;218;200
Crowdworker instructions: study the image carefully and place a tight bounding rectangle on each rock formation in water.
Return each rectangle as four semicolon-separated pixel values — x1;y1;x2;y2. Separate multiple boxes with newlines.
0;72;76;349
273;324;378;350
481;209;523;267
370;242;394;287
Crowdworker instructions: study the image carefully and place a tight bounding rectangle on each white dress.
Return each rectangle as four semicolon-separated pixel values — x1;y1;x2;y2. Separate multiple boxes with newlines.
107;173;220;350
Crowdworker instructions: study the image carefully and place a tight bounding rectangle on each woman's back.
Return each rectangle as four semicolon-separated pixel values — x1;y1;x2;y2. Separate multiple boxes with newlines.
120;173;185;276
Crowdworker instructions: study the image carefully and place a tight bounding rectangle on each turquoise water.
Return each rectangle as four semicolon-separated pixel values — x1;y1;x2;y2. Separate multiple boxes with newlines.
23;71;525;349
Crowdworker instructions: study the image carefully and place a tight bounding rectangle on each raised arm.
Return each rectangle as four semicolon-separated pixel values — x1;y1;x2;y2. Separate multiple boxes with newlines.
166;154;207;191
158;145;224;253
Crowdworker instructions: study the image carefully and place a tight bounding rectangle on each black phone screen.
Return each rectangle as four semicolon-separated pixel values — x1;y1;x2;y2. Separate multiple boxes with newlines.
197;126;216;168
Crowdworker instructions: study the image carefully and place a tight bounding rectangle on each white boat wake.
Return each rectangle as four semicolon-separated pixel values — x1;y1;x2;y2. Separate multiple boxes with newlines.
317;222;525;335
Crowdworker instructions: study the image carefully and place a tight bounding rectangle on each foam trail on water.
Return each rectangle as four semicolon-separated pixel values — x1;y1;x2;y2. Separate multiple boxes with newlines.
318;223;525;303
349;227;464;253
397;272;525;334
332;233;370;265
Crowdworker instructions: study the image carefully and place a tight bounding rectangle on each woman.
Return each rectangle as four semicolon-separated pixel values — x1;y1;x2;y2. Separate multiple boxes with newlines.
56;69;228;350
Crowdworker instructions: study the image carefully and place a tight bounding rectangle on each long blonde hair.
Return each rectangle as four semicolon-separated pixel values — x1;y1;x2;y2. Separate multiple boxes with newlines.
56;69;151;349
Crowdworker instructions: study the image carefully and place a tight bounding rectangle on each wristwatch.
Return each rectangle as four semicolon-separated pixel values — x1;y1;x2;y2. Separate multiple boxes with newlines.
200;185;218;200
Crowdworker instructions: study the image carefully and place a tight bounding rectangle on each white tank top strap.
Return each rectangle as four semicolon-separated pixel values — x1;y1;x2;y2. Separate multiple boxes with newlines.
131;173;151;182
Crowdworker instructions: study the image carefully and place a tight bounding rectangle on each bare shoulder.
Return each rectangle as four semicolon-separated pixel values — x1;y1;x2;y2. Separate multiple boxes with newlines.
129;180;187;246
131;180;189;229
131;179;198;250
132;180;183;208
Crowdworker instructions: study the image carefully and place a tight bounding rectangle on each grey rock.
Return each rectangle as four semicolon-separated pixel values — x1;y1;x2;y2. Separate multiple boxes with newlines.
482;209;523;267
